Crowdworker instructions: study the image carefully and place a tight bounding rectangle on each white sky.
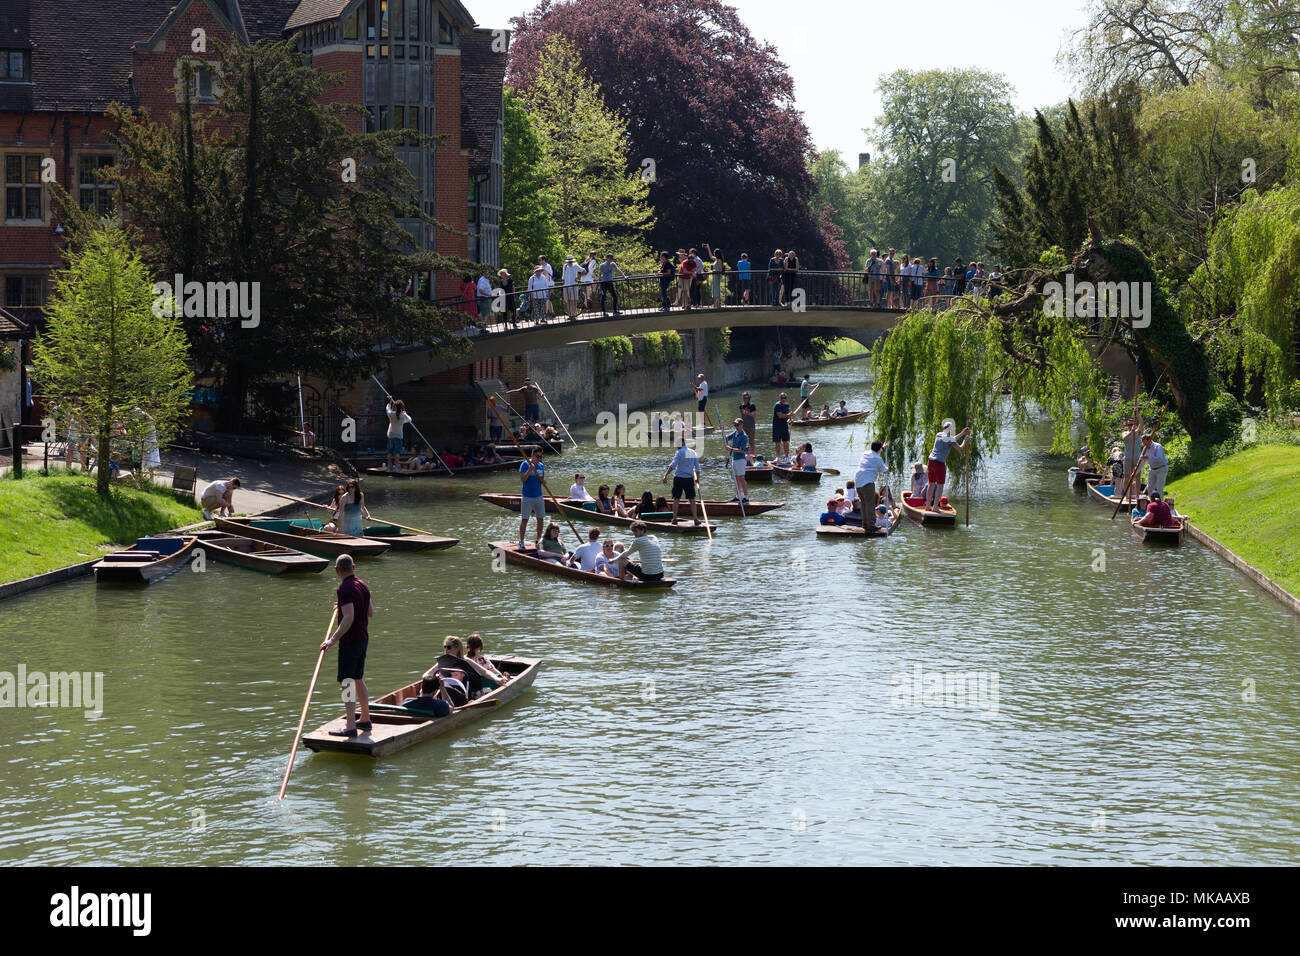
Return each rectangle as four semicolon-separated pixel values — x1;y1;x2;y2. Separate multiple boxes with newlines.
469;0;1085;162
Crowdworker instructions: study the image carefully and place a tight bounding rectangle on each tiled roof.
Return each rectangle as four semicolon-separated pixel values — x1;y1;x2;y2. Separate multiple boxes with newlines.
0;308;31;339
460;28;505;174
284;0;353;31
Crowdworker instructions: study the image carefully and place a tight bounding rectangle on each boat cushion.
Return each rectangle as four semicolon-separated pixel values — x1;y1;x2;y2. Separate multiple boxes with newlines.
365;525;401;536
136;537;186;555
639;512;673;521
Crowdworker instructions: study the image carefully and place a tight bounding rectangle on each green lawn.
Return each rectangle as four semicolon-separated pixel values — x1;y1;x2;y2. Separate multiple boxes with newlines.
817;337;872;361
1167;444;1300;597
0;472;202;582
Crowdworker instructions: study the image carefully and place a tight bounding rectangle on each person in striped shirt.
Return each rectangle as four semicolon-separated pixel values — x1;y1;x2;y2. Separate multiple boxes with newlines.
612;521;664;583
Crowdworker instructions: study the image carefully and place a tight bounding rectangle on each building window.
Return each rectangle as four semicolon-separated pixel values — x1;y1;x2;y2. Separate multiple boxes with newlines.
380;0;390;38
0;51;28;81
4;275;44;307
78;156;115;217
176;61;217;103
438;14;453;44
409;0;419;40
4;155;43;222
344;9;359;40
394;0;404;39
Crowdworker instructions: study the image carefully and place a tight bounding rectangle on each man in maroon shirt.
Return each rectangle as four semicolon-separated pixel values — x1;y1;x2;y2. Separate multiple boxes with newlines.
1136;492;1178;528
319;554;374;737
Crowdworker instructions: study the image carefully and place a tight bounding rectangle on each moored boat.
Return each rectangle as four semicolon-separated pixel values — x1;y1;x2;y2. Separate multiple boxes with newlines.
363;457;523;479
745;461;775;482
1086;482;1148;509
556;501;716;534
1068;466;1104;487
301;655;541;758
362;524;459;552
214;517;390;557
791;411;869;427
771;462;826;482
478;492;780;517
900;495;957;526
1131;515;1185;545
487;541;676;589
93;536;198;584
192;530;330;574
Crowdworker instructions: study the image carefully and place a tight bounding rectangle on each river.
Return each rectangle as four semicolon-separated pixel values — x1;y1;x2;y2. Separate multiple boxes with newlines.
1;357;1297;865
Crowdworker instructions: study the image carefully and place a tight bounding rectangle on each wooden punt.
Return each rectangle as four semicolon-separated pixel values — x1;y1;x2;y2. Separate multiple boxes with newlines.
496;436;564;455
214;517;390;557
301;655;541;758
477;492;782;518
192;530;329;574
745;462;775;482
556;501;716;534
900;495;957;526
791;411;869;427
1086;482;1148;509
93;536;198;584
816;504;902;538
487;541;676;590
1131;516;1185;545
1068;466;1104;487
771;462;827;482
362;524;459;552
363;457;524;479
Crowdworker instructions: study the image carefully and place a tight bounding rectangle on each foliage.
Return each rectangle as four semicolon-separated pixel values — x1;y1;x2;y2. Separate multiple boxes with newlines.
519;35;655;271
507;0;842;266
591;336;634;365
706;327;731;361
96;41;475;431
0;470;201;582
501;88;562;283
861;69;1025;264
642;331;683;368
809;151;872;267
32;226;193;496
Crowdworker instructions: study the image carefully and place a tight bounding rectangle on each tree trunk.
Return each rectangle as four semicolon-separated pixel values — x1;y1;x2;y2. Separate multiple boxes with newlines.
96;424;111;497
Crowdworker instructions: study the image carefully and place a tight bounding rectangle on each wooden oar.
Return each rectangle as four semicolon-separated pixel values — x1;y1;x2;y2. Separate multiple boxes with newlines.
278;607;338;801
487;397;584;545
259;489;432;536
1110;405;1168;520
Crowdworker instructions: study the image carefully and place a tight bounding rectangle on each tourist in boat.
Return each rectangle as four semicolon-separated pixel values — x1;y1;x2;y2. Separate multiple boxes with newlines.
594;484;615;514
662;436;702;525
819;497;847;525
384;398;412;471
797;442;817;471
536;522;569;562
1107;446;1125;484
909;461;927;499
635;490;655;516
844;481;859;514
612;484;632;517
567;527;605;571
320;554;373;738
403;673;454;717
1141;433;1170;498
725;418;751;502
425;636;497;703
440;449;465;470
853;440;888;510
611;521;665;582
323;483;347;531
925;423;969;510
339;479;370;537
772;392;792;463
1136;492;1179;528
694;373;709;417
598;540;621;576
739;392;758;460
199;477;240;520
570;472;594;501
518;447;546;550
874;502;893;531
832;401;849;418
466;633;511;686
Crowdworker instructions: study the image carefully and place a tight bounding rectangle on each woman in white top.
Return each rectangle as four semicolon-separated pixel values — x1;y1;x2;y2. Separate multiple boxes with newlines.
612;483;633;517
581;252;598;310
798;443;817;471
385;399;412;471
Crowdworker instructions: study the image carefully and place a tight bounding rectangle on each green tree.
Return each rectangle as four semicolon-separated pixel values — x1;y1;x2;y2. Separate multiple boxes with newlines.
809;150;871;266
99;43;476;431
520;35;654;270
861;69;1024;263
501;88;562;282
32;226;193;496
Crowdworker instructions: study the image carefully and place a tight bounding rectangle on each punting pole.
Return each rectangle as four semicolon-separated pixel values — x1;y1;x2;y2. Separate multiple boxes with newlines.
278;607;338;801
297;374;308;448
370;374;451;474
532;380;578;449
1110;404;1168;520
487;397;583;545
259;489;431;536
695;475;713;541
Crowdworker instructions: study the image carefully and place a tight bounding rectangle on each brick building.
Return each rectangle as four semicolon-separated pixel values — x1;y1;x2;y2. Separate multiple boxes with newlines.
0;0;507;439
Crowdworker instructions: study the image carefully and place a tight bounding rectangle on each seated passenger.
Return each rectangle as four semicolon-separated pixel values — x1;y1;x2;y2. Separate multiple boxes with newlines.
832;401;849;418
536;522;568;562
910;462;927;499
874;502;893;530
567;527;604;570
465;633;510;685
402;674;453;717
1136;492;1179;528
594;484;615;514
423;635;496;702
612;484;633;517
635;491;655;516
819;498;846;525
799;443;817;471
598;540;620;576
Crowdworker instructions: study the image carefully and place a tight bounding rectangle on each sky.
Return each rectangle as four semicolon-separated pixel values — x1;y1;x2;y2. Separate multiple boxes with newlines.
468;0;1085;162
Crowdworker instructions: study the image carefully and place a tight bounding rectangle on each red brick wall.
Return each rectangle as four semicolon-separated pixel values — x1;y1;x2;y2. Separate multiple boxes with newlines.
315;49;365;134
132;2;236;124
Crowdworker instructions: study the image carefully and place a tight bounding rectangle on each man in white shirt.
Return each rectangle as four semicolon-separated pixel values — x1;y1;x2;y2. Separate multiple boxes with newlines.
561;255;582;318
476;272;494;321
538;255;553;278
1141;433;1169;497
694;374;709;414
527;265;554;320
567;527;604;571
199;477;240;519
855;439;889;515
569;472;594;501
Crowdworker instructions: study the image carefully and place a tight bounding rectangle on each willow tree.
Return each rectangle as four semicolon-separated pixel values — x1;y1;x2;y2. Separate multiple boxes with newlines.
873;223;1211;473
33;226;193;496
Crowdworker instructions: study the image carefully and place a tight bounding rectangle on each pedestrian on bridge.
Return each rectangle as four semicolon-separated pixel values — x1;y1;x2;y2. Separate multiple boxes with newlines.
599;253;628;315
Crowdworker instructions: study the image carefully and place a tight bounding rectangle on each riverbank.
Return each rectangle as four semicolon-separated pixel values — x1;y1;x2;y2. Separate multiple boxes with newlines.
0;471;201;582
1167;444;1300;601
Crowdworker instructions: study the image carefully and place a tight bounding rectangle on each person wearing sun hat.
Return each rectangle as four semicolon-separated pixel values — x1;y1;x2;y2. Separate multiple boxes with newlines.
562;254;582;318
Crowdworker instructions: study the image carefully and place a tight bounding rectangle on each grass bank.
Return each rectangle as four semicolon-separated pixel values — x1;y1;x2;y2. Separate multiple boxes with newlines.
0;471;202;582
815;337;872;362
1166;444;1300;597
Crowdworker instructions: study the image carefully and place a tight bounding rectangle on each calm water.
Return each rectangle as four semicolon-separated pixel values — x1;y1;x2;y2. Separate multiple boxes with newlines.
2;357;1298;865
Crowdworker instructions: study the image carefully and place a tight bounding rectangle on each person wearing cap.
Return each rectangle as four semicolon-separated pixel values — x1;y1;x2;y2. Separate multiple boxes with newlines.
1136;491;1179;528
771;392;792;463
725;417;751;502
693;373;709;415
319;554;374;738
738;391;757;461
569;471;594;502
506;378;543;424
527;264;554;320
562;255;583;318
662;435;703;525
925;422;969;510
873;500;894;531
819;496;847;526
1141;433;1169;497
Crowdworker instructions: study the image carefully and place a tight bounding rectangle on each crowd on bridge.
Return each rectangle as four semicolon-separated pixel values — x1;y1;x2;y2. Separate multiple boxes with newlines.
449;247;1011;330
